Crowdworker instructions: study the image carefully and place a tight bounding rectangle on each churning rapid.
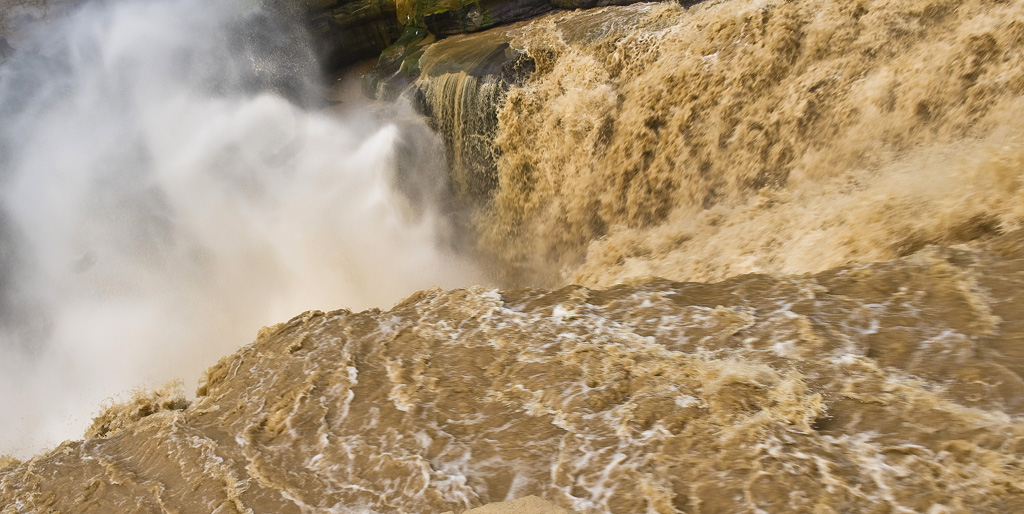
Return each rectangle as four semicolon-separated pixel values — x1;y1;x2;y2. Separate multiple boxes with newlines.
2;0;1024;512
0;0;479;457
480;0;1024;287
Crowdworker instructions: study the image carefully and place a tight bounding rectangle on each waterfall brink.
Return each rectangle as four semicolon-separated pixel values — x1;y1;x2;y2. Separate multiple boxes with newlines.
3;1;1024;512
478;1;1024;287
0;0;479;457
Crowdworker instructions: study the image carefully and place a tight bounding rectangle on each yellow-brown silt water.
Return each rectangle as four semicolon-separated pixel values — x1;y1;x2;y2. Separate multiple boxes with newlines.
480;0;1024;287
3;0;1024;513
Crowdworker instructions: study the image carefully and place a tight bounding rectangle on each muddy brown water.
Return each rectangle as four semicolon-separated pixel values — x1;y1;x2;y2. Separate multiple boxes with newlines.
5;0;1024;512
3;231;1024;512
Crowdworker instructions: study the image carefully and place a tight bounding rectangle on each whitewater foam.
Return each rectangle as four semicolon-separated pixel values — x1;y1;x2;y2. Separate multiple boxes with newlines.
0;0;479;457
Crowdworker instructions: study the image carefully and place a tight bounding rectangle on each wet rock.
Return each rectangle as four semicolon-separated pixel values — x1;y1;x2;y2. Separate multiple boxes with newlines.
364;17;539;226
307;0;404;68
411;26;535;226
549;0;642;8
551;0;703;8
362;26;437;100
422;0;553;37
1;0;87;46
364;23;535;248
0;36;13;65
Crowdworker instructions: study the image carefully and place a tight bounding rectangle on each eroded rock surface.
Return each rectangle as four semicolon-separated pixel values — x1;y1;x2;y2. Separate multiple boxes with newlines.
307;0;404;67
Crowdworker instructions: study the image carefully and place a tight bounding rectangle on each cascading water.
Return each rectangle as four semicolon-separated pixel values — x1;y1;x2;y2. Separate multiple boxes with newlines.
479;1;1024;287
0;0;478;457
3;0;1024;512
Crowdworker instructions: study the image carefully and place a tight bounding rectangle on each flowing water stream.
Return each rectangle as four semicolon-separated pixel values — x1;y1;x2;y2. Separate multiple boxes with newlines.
2;0;1024;512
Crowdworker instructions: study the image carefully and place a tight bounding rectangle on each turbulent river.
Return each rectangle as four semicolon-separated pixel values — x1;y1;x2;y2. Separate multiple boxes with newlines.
2;0;1024;512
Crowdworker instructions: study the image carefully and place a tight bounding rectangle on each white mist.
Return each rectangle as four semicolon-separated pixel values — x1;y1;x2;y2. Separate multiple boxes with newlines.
0;0;478;457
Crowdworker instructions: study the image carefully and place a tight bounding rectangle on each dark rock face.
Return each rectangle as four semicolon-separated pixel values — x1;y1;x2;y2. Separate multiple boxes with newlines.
306;0;405;68
315;0;710;227
414;28;535;207
0;0;88;58
0;0;402;71
361;3;680;254
364;23;535;249
362;26;438;100
551;0;696;8
549;0;640;8
423;0;553;37
0;37;13;65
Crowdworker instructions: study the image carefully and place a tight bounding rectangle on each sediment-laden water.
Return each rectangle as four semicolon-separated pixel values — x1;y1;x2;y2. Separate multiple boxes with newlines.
480;0;1024;287
3;0;1024;512
4;231;1024;512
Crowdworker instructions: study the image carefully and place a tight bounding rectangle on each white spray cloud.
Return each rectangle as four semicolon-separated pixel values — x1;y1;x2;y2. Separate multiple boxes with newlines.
0;0;479;457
